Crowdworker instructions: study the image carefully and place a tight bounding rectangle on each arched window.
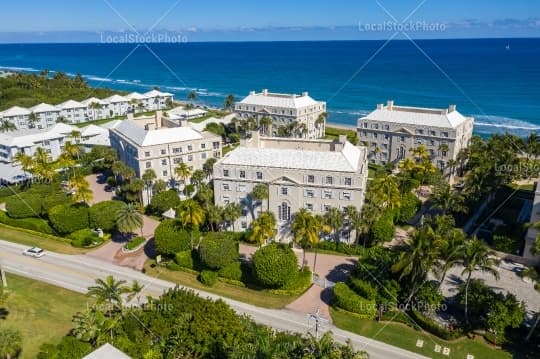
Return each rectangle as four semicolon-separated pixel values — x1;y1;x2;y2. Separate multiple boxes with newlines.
278;202;291;221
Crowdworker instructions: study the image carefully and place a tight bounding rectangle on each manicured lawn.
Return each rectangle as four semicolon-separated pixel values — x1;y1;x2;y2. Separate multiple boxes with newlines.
1;273;92;359
0;224;90;254
331;308;513;359
144;262;299;309
188;109;229;123
73;116;125;127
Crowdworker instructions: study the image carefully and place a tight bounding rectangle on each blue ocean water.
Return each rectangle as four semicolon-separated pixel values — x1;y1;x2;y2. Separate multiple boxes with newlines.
0;39;539;136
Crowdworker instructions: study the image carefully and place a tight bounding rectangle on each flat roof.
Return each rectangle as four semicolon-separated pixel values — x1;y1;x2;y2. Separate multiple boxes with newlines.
238;90;323;109
112;119;207;147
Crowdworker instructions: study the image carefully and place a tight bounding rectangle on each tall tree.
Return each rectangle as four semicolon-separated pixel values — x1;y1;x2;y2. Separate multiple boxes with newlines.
248;211;277;247
461;238;500;323
206;204;223;232
324;207;344;247
87;275;130;309
224;94;236;111
371;176;401;209
0;120;16;133
223;202;242;231
177;199;205;248
142;169;157;203
252;183;269;212
69;175;94;205
116;203;144;237
430;182;468;215
292;209;329;269
175;162;191;192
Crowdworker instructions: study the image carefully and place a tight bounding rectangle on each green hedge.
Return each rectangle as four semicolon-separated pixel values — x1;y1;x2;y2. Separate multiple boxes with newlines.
348;277;378;300
218;277;246;287
0;221;71;243
253;243;299;288
199;236;238;270
410;309;462;340
218;261;243;281
125;236;146;250
68;228;103;248
154;220;192;256
148;190;181;215
4;193;43;218
89;200;126;232
397;192;421;224
175;250;195;269
371;210;395;243
268;268;312;296
0;210;54;234
48;204;90;235
199;270;218;287
333;282;376;319
166;262;182;271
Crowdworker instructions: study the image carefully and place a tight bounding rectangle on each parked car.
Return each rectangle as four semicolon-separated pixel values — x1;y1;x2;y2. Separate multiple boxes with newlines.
22;247;45;258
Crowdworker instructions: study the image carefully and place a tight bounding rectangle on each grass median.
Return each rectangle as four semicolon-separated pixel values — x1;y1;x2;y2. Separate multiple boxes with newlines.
330;308;513;359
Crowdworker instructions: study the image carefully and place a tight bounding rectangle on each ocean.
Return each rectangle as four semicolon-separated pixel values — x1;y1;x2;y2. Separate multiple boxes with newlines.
0;39;539;136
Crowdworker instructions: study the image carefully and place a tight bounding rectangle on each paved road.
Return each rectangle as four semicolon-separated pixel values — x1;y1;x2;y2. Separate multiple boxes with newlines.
0;240;427;359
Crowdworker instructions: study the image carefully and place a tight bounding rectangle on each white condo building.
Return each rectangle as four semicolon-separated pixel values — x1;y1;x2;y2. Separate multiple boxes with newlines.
29;103;61;129
58;100;87;124
1;106;31;129
235;89;327;139
213;132;368;236
357;101;474;172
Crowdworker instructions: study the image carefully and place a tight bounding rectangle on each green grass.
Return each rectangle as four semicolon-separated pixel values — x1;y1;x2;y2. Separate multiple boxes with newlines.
144;261;299;309
125;236;146;250
1;273;92;359
331;308;513;359
73;116;125;127
0;223;91;254
188;109;229;123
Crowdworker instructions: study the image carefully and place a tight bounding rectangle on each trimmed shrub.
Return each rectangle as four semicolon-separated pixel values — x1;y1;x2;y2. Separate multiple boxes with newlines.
68;228;102;248
218;261;243;281
333;282;377;319
199;237;238;270
371;210;395;243
0;210;54;234
148;190;181;215
42;192;72;214
348;277;378;300
397;192;421;224
252;243;298;288
410;309;462;340
89;200;126;232
154;220;192;256
269;267;312;296
48;204;89;235
166;262;182;271
125;236;146;250
175;250;195;269
199;270;218;287
4;193;43;218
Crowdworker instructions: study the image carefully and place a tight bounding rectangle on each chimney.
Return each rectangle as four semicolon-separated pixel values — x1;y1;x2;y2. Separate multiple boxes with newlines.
302;91;309;97
377;104;384;110
155;111;162;128
338;134;347;144
249;90;256;95
262;89;268;96
448;104;456;113
387;100;394;110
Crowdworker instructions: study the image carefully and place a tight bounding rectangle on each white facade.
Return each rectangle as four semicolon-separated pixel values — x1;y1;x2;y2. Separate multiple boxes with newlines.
143;90;174;111
1;106;31;129
29;103;61;129
103;95;130;117
235;89;327;139
58;100;87;124
81;98;110;121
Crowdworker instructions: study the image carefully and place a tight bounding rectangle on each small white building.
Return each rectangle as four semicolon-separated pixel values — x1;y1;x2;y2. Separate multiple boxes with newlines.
144;90;174;110
58;100;87;124
29;103;61;129
1;106;31;129
124;92;148;113
168;106;207;121
103;94;130;117
81;97;110;121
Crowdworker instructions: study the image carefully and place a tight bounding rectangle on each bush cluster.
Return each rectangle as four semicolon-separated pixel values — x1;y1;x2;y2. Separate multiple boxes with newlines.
125;236;146;250
199;270;218;287
147;190;181;216
333;282;377;319
0;210;54;234
218;261;243;281
371;210;395;243
68;228;102;248
397;192;421;224
175;250;195;269
252;243;298;288
199;236;238;270
410;309;462;340
154;220;192;256
348;277;378;300
89;200;126;232
48;204;90;235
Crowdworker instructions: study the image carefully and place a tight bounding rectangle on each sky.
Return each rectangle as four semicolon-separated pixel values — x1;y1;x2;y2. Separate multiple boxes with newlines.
0;0;539;42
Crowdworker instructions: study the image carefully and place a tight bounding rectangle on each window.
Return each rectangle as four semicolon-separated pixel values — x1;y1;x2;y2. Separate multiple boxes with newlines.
256;171;263;180
442;132;449;137
326;176;333;185
429;130;436;136
307;175;315;183
188;155;193;162
416;138;423;144
384;134;389;140
173;157;182;164
145;151;151;157
384;125;390;130
223;196;230;204
201;153;207;160
306;190;315;198
238;184;246;192
187;145;193;151
363;122;368;128
161;149;166;155
429;140;435;146
173;147;182;154
43;140;50;146
416;129;424;135
223;183;230;191
278;202;291;221
400;136;405;142
201;143;206;149
324;204;331;212
162;170;168;176
282;187;288;195
344;177;352;186
161;159;167;165
342;192;352;200
146;162;151;168
323;190;332;199
223;169;229;177
213;141;220;149
239;170;246;178
241;221;247;229
306;203;314;211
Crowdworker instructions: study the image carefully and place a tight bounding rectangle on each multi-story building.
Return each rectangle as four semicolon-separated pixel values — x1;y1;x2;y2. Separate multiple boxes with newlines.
109;112;222;185
357;101;474;171
58;100;87;124
81;97;110;121
104;95;130;117
235;89;327;139
213;132;368;235
29;103;61;129
1;106;31;129
143;90;174;110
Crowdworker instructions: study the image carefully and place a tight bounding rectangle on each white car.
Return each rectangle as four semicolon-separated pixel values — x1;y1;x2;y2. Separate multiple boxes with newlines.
22;247;45;258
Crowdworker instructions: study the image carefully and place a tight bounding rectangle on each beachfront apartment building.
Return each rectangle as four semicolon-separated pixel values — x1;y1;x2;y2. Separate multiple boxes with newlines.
235;89;327;139
109;112;222;186
0;90;175;130
213;132;368;236
357;101;474;172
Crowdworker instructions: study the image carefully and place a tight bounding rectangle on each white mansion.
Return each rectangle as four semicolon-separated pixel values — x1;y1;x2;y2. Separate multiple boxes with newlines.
235;89;327;139
0;90;174;130
357;101;474;171
213;132;368;235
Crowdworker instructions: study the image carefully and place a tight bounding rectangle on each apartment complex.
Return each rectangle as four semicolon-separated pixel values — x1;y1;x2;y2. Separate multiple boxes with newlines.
235;89;327;139
213;132;368;234
357;101;474;171
109;112;222;185
0;90;174;130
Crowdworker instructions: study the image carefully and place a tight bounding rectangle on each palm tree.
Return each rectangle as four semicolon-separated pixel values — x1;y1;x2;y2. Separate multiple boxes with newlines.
224;94;236;111
430;182;468;215
69;175;94;205
89;102;102;120
0;329;22;359
223;202;242;231
87;275;130;308
70;130;82;145
203;158;217;179
435;227;466;288
187;90;197;109
206;204;223;232
28;112;39;127
392;226;439;304
191;169;205;189
343;205;359;244
0;120;16;133
248;211;277;247
13;151;34;181
293;209;321;268
142;169;157;203
324;207;344;247
127;280;144;305
252;183;269;212
63;140;81;160
461;238;500;323
175;162;191;192
371;176;401;209
315;112;327;137
177;199;205;248
116;203;144;237
260;117;273;136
